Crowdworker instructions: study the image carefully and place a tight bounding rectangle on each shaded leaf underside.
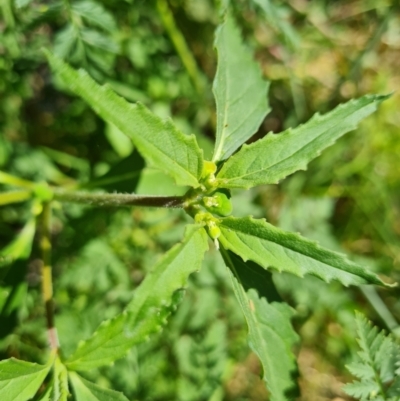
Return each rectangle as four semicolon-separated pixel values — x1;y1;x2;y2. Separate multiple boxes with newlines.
218;216;389;287
222;250;299;401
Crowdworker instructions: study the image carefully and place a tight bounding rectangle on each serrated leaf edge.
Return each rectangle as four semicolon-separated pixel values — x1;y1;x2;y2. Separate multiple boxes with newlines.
218;216;391;287
44;50;203;188
212;15;270;162
217;94;389;189
65;225;208;370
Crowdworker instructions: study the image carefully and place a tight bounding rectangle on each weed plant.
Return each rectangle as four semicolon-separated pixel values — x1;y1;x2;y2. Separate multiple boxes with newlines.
0;1;399;400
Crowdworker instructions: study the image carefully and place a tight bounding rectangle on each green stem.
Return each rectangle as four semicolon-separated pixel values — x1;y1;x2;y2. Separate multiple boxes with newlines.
360;286;400;338
156;0;204;95
53;188;185;208
282;50;306;122
40;202;58;351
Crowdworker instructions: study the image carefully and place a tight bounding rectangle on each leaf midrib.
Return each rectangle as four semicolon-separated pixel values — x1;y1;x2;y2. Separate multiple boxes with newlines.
106;102;200;186
226;253;279;397
219;220;371;281
213;44;231;162
220;96;382;185
222;116;349;184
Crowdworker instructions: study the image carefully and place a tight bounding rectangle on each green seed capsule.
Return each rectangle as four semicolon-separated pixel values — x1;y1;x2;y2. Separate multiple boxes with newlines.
202;191;232;217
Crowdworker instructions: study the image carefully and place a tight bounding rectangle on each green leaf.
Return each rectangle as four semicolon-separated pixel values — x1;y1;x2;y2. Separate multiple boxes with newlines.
44;51;204;188
218;216;389;287
221;250;299;401
71;0;117;33
217;94;389;188
0;357;53;401
212;15;270;162
65;224;209;371
0;218;36;269
54;24;78;59
0;190;31;206
70;372;129;401
343;313;400;400
0;171;35;189
344;380;382;400
52;358;69;401
347;362;376;381
80;28;119;54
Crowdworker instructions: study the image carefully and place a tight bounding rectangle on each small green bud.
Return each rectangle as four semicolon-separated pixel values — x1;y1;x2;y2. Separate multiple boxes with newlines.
34;182;53;202
194;211;210;224
207;221;221;240
201;161;217;177
202;190;232;217
201;161;219;190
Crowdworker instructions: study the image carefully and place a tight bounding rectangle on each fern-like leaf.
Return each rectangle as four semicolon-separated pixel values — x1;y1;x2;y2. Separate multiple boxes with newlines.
343;313;400;400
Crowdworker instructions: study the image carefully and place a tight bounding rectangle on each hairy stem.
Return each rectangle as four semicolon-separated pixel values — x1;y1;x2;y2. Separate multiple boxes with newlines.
53;188;185;208
40;202;58;351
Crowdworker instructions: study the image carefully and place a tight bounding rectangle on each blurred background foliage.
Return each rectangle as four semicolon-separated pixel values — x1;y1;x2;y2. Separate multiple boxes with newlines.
0;0;400;400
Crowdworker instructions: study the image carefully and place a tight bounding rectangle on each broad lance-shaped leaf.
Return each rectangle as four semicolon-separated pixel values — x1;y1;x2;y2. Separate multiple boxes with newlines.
217;94;389;188
69;372;129;401
66;224;208;371
212;15;270;162
44;51;203;188
0;357;53;401
221;250;299;401
218;216;390;287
